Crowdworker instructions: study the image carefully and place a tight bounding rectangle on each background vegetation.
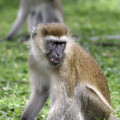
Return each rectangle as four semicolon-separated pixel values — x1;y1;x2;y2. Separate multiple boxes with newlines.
0;0;120;119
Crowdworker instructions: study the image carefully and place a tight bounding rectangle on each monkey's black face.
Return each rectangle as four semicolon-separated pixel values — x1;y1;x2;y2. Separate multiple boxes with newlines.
46;41;66;66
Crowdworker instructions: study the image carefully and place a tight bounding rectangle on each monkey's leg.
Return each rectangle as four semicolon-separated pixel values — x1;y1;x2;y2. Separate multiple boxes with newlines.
53;0;64;23
63;85;112;120
62;101;81;120
21;70;50;120
19;10;39;42
46;83;70;120
46;99;69;120
5;1;29;40
20;89;49;120
54;10;64;23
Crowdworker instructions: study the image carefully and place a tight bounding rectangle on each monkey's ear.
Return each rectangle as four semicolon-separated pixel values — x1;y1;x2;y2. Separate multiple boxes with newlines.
31;26;37;39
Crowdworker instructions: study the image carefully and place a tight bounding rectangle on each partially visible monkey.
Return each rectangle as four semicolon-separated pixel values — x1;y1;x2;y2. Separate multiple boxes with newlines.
4;0;64;41
21;23;116;120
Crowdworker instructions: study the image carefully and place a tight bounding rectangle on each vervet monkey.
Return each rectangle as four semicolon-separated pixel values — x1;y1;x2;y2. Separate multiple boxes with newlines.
21;23;114;120
4;0;64;41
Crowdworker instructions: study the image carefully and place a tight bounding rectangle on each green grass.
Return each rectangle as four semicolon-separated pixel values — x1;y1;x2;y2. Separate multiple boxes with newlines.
0;0;120;119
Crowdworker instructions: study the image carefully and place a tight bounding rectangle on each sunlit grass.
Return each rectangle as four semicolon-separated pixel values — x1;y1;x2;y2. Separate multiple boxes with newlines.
0;0;120;119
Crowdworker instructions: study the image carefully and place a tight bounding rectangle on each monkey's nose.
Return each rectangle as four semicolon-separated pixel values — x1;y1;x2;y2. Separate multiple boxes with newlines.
55;52;62;58
56;53;60;57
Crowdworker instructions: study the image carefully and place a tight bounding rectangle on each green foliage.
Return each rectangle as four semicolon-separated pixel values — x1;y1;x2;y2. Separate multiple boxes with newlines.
0;0;120;119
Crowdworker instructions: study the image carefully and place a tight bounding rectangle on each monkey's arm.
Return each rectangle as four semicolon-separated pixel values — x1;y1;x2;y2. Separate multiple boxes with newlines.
21;71;49;120
5;0;29;40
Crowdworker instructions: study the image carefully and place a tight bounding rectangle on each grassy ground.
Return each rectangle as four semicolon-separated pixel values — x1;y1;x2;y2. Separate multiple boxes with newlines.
0;0;120;119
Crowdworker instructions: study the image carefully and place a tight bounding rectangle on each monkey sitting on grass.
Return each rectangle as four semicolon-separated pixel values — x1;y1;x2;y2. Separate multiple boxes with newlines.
21;23;117;120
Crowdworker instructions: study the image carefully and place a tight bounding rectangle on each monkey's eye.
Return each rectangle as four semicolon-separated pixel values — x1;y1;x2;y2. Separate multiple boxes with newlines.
47;41;56;50
60;42;66;49
61;43;65;46
50;41;55;46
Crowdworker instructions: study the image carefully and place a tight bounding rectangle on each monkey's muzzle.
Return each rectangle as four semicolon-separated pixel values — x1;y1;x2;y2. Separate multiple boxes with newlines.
50;57;60;66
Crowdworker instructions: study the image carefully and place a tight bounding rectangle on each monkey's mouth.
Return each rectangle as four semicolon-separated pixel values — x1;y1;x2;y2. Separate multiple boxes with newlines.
50;57;60;66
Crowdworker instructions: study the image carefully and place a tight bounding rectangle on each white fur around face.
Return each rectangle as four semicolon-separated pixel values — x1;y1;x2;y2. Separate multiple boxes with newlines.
44;36;68;42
